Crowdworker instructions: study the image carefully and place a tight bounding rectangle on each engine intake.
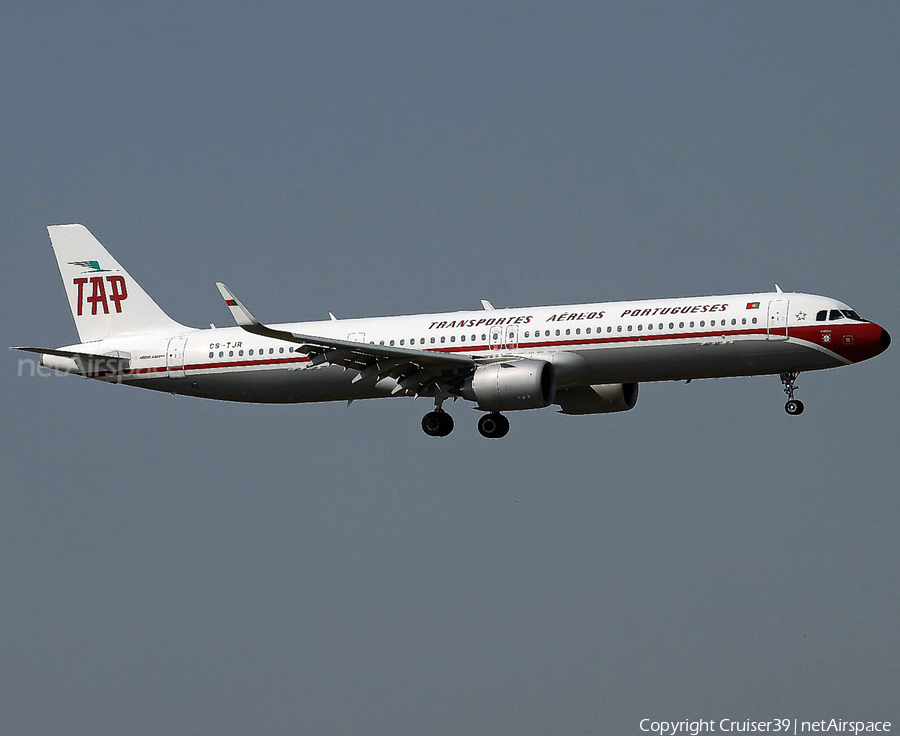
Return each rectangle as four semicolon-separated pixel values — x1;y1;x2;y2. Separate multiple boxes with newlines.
462;359;556;411
555;383;639;415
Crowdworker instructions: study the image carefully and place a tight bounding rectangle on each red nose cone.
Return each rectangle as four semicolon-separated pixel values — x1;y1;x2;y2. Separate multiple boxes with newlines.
827;322;891;363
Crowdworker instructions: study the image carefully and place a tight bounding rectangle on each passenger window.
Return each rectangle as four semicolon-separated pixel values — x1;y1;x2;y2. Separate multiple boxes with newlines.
400;339;404;345
450;336;456;342
816;310;827;321
239;350;244;356
689;321;695;328
586;327;591;334
752;318;758;324
460;335;465;342
742;318;746;325
390;340;395;346
440;336;445;343
637;324;643;331
524;331;529;338
209;352;214;359
430;337;435;344
576;328;581;335
679;322;684;328
555;329;561;336
229;350;234;357
700;320;705;327
627;325;633;332
471;335;476;341
565;329;571;335
219;351;224;357
270;348;275;354
279;347;284;353
421;338;425;344
668;323;674;329
617;326;622;333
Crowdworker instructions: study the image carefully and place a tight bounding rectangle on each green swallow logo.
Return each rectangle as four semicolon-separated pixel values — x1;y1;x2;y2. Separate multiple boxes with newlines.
69;260;112;273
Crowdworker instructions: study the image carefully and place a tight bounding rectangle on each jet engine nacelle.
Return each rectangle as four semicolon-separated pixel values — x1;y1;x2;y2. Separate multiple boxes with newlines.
462;359;557;411
555;383;639;415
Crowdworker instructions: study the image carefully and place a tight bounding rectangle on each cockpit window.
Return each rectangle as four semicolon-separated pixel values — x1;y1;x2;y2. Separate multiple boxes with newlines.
816;310;827;321
841;310;865;321
829;310;843;320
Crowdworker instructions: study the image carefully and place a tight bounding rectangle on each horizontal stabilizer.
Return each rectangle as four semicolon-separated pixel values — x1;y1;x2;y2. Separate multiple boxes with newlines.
11;346;131;361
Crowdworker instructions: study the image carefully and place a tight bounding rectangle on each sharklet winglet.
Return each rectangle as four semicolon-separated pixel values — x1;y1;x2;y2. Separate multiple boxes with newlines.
215;282;260;327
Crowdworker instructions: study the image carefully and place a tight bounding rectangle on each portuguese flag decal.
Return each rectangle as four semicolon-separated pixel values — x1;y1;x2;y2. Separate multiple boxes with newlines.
746;302;760;309
226;299;238;307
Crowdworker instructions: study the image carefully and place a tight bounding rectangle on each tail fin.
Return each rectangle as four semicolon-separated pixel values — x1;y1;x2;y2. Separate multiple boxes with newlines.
48;224;186;342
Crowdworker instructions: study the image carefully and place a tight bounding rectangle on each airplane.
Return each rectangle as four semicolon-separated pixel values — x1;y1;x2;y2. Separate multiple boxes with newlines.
13;224;891;438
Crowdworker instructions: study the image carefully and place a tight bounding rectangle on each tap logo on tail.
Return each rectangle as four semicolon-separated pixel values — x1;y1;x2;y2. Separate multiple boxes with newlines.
68;260;128;315
69;260;113;274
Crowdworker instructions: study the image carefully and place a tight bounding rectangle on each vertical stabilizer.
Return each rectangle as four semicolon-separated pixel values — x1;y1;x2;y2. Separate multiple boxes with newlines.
47;224;186;342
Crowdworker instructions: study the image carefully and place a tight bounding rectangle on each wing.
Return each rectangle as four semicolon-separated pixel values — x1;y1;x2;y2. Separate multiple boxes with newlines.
215;283;475;397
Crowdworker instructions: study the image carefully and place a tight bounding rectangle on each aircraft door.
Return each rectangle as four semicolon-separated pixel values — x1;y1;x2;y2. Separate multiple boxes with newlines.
490;324;519;351
347;331;366;343
166;336;189;378
503;324;520;351
489;325;503;351
767;300;789;340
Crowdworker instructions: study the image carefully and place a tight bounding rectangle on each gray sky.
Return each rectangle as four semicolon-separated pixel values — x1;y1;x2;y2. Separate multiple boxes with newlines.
2;3;898;734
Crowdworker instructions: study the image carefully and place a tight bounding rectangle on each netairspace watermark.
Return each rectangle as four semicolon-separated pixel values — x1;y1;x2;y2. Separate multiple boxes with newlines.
16;357;129;384
639;719;891;735
18;358;69;379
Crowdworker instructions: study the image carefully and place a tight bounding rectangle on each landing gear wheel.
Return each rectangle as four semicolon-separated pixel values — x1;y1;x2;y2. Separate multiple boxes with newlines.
477;412;510;439
780;372;804;416
422;411;454;437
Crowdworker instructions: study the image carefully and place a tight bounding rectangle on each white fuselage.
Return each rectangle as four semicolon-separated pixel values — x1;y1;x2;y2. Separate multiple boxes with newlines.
48;290;884;404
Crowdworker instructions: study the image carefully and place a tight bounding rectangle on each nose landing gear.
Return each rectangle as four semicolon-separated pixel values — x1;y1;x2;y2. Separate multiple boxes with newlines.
780;372;804;416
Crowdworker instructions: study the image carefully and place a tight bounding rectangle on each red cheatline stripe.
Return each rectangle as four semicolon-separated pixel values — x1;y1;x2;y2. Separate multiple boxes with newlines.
97;327;781;379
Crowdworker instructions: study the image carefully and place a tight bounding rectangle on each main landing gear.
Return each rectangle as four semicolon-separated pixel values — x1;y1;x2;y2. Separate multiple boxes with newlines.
477;412;510;439
421;409;454;437
420;400;511;439
780;372;804;416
